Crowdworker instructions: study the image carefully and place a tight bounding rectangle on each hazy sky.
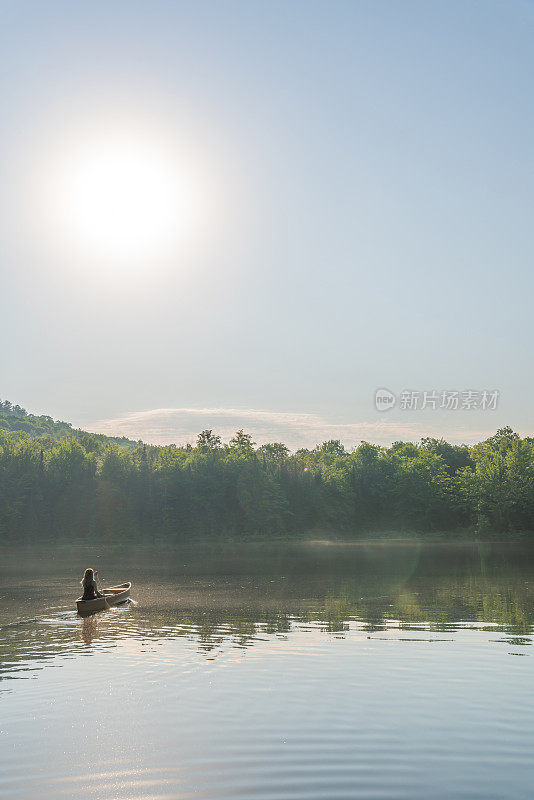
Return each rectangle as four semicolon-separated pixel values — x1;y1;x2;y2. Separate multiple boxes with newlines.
1;1;533;448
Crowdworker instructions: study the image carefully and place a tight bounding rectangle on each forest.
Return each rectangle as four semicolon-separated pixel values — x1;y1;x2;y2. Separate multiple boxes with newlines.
1;401;533;541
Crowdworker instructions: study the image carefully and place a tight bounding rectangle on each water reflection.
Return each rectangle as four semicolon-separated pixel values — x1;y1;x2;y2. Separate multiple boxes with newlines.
81;613;102;646
1;541;533;682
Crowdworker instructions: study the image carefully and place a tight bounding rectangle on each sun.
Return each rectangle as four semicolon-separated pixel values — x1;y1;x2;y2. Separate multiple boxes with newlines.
56;137;187;265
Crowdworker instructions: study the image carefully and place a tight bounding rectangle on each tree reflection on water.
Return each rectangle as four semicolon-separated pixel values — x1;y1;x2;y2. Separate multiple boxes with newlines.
1;541;533;681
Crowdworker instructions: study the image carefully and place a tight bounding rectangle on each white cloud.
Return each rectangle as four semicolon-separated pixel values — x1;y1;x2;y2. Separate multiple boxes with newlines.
84;406;494;450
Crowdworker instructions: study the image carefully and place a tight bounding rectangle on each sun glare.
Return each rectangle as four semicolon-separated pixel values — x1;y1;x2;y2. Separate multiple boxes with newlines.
55;138;188;265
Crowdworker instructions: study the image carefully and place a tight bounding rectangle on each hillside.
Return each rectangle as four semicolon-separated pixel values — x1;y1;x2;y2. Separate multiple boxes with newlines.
0;399;138;448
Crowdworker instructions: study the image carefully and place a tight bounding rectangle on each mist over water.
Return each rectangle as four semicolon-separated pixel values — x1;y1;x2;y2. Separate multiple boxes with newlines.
1;541;534;799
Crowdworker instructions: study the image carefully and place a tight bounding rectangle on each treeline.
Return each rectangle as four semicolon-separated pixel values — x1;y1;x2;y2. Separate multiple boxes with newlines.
1;417;534;541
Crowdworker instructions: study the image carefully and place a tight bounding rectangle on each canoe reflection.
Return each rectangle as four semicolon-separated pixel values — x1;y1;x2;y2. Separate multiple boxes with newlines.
81;613;98;646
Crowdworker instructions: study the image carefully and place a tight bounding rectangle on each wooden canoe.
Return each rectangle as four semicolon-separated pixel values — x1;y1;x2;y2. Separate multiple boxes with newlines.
76;582;131;615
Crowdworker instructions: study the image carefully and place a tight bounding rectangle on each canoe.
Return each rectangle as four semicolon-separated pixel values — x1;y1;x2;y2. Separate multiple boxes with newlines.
76;582;131;615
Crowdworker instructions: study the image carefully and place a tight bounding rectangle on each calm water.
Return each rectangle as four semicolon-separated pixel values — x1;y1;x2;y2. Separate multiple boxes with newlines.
1;540;534;799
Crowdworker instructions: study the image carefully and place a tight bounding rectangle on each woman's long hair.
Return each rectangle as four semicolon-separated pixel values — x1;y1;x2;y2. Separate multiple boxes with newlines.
81;568;95;587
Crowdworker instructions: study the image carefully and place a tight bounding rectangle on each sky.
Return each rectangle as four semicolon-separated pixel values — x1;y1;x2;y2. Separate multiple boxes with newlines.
1;0;533;449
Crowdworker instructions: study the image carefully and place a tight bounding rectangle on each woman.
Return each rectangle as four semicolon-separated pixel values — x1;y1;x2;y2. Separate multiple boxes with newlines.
80;568;103;601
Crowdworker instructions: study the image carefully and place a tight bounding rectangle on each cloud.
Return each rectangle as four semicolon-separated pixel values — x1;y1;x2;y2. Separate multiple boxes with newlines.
84;406;494;450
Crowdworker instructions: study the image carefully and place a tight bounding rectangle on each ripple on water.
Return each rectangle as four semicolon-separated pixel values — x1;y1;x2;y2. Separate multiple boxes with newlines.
2;542;534;799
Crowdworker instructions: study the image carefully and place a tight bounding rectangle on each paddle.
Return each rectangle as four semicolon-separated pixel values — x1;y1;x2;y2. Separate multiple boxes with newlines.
95;572;109;606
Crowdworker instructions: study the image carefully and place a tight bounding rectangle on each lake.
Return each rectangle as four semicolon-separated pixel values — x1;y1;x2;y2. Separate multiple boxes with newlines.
1;540;533;799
